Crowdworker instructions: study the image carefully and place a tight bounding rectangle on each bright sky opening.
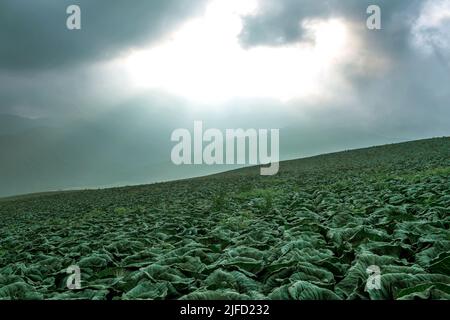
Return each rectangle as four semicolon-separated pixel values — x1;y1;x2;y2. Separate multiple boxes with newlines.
125;0;351;104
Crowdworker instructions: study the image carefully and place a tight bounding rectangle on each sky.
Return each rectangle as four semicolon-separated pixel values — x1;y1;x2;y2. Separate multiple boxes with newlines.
0;0;449;196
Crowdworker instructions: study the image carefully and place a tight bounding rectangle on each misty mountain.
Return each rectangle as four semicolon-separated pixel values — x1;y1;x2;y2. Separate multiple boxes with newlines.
0;111;247;197
1;110;447;198
0;114;51;135
0;113;168;197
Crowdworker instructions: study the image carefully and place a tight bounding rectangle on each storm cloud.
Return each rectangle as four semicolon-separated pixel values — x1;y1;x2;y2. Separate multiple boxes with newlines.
0;0;449;196
0;0;207;71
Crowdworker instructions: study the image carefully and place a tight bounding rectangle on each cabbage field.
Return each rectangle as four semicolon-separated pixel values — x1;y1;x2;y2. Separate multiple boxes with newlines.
0;137;449;300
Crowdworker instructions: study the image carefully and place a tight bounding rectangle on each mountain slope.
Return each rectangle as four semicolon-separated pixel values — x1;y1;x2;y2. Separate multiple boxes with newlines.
1;112;433;198
0;137;449;300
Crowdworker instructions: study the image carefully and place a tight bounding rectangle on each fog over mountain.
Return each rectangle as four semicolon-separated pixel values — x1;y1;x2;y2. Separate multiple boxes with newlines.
1;0;449;197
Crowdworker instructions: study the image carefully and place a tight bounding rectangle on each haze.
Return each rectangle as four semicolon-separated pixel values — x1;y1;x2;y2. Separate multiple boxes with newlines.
0;0;449;197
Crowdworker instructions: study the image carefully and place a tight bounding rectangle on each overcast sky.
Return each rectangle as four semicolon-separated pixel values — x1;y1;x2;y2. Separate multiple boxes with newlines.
1;0;449;124
0;0;449;195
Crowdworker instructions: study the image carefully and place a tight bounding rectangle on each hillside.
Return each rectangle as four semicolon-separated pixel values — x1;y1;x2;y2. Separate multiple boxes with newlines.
0;137;449;300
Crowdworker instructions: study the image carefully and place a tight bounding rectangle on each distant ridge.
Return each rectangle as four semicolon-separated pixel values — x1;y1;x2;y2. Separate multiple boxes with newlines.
1;136;448;201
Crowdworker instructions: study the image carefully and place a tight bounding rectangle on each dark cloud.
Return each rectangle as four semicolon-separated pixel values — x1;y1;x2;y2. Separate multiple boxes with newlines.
239;0;422;57
0;0;207;71
0;0;449;197
237;0;450;132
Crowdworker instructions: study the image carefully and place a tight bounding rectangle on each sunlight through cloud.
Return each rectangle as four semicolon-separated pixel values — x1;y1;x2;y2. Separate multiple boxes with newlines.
125;0;352;104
